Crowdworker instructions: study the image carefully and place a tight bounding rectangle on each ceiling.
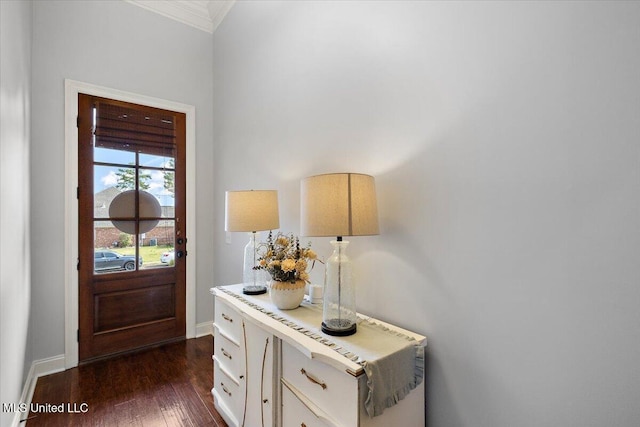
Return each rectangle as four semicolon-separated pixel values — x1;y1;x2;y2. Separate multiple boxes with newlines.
124;0;236;33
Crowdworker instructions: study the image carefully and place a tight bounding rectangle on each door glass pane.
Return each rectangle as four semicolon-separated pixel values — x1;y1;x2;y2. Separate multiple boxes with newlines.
94;221;139;273
94;165;136;219
94;146;135;165
139;167;174;212
160;170;174;213
139;152;174;168
141;220;175;269
161;200;175;220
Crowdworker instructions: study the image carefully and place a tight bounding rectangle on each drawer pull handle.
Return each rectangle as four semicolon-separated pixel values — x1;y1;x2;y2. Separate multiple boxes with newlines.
301;423;307;427
220;382;232;397
221;313;233;322
221;348;232;359
300;368;327;390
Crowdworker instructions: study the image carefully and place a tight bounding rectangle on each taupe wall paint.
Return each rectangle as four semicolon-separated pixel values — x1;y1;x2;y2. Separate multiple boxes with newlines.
4;1;640;426
30;0;214;360
212;1;640;426
1;1;33;426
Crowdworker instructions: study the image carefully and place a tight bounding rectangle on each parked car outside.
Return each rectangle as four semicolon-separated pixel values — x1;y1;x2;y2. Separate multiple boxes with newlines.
160;251;175;265
94;250;143;271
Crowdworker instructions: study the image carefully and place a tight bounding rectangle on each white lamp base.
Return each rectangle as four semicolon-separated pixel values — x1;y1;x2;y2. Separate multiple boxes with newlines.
242;232;267;295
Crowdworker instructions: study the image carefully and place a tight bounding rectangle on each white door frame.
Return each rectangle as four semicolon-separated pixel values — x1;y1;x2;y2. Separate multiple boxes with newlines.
64;79;197;368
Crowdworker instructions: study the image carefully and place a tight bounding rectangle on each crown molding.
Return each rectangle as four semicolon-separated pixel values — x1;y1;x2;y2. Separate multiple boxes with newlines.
125;0;235;33
208;0;236;32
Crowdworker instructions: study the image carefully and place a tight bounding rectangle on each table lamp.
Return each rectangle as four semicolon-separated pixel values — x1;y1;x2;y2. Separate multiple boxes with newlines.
300;173;379;336
225;190;279;295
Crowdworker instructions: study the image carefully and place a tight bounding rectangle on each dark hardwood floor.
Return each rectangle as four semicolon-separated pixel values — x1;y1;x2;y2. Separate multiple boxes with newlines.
25;336;228;427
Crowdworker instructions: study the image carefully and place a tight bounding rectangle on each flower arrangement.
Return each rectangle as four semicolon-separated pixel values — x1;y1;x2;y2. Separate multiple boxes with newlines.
255;232;319;283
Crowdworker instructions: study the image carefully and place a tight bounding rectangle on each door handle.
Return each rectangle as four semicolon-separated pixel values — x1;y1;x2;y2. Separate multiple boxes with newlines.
300;368;327;390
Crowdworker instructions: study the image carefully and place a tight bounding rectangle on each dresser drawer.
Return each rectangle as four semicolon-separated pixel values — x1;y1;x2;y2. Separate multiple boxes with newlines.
281;342;358;426
214;358;242;425
282;384;334;427
215;298;242;341
214;325;241;378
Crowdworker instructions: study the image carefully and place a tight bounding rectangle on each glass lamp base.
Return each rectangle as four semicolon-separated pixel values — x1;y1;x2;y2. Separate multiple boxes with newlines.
243;285;267;295
321;319;357;336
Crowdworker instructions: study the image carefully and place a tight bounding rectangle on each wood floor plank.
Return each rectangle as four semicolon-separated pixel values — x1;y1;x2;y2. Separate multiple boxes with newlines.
26;336;226;427
154;383;188;427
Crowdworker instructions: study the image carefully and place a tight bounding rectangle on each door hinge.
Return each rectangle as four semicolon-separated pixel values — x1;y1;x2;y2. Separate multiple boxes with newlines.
76;116;80;128
76;187;79;199
77;329;80;342
77;258;80;270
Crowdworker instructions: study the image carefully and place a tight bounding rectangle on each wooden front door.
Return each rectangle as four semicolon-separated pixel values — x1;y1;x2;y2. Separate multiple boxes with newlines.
78;94;187;362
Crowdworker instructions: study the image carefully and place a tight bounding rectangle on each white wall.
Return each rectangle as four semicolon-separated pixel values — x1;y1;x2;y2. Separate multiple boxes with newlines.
0;1;32;426
212;1;640;426
30;0;214;361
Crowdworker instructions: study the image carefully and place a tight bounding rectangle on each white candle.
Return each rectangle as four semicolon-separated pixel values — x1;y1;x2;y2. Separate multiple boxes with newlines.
309;284;323;304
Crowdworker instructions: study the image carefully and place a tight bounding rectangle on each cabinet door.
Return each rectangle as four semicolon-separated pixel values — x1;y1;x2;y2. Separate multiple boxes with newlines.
281;342;357;427
282;385;334;427
242;319;274;427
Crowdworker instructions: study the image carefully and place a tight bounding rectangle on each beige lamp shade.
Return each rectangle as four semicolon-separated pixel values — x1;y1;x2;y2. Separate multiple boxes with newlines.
300;173;379;237
225;190;280;232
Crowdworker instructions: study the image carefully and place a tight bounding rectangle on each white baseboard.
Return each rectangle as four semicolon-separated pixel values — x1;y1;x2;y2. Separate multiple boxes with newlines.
195;321;213;337
13;354;65;426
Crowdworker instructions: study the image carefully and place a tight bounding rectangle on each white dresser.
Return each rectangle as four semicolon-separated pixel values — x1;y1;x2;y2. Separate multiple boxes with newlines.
211;284;427;427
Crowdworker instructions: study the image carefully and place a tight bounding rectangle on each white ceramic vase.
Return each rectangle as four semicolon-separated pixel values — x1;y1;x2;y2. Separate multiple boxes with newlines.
269;279;305;310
